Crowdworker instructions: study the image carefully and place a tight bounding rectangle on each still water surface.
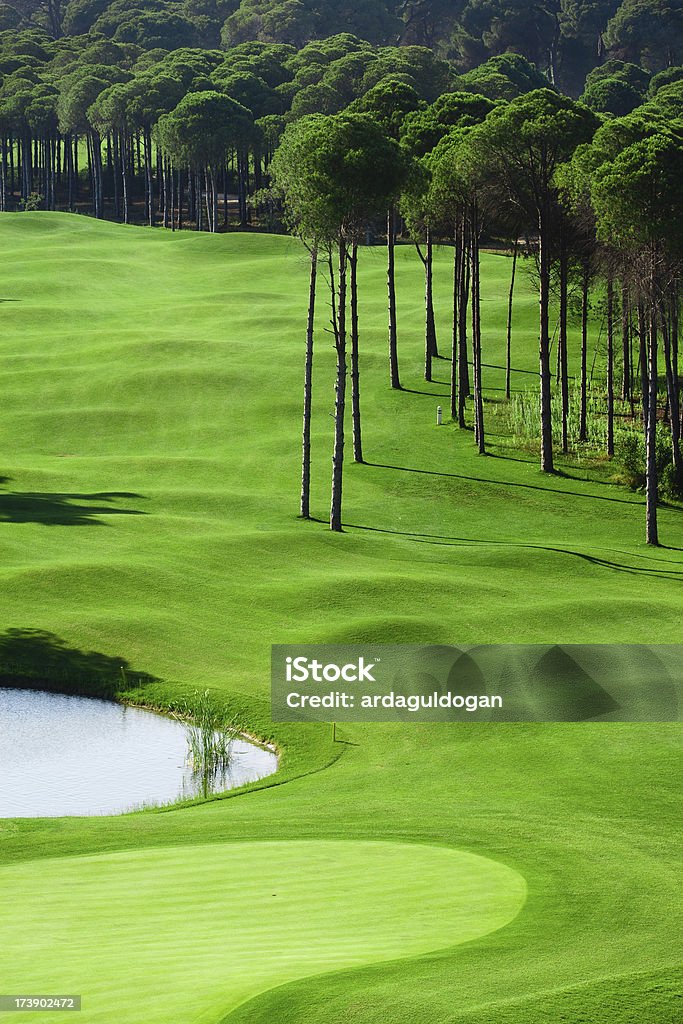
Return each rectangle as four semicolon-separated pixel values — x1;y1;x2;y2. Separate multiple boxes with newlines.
0;688;277;817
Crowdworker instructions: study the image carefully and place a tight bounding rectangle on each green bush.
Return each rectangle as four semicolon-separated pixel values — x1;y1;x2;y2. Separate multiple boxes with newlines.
20;192;43;211
616;428;683;499
616;431;645;488
661;460;683;500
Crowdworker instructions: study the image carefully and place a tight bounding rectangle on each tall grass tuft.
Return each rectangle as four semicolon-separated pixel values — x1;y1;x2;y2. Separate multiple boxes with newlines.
180;689;240;796
502;385;619;453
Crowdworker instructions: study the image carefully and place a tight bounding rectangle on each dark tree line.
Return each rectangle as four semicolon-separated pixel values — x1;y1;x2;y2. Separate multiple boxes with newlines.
0;32;457;221
2;13;682;224
6;0;683;95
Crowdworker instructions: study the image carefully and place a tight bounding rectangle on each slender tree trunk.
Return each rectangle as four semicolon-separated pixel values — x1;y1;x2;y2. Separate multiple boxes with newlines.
638;302;648;430
0;136;6;212
330;243;347;533
49;136;55;208
65;134;73;211
419;231;438;382
86;133;94;215
606;276;615;458
300;246;317;519
538;208;554;472
156;144;163;216
505;238;518;400
672;295;679;383
170;161;175;231
559;236;569;454
51;136;57;209
387;206;400;389
40;137;45;206
203;167;211;231
145;128;154;227
95;131;103;218
457;214;470;428
112;133;120;220
238;151;247;226
426;229;438;371
661;313;683;477
22;133;31;200
162;159;168;228
579;260;589;442
471;202;485;454
621;283;631;401
42;137;47;207
415;243;429;381
646;289;659;546
349;242;363;463
673;295;682;442
121;132;129;224
450;222;459;420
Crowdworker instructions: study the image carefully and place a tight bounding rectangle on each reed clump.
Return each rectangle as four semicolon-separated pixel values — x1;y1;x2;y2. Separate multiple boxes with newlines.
181;689;240;788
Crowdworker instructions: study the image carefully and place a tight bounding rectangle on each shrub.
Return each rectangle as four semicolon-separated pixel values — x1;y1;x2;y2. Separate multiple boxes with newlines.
20;192;43;211
616;431;645;488
615;428;683;499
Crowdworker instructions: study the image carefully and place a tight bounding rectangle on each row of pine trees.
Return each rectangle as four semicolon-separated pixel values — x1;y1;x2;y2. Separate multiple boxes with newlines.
270;87;683;547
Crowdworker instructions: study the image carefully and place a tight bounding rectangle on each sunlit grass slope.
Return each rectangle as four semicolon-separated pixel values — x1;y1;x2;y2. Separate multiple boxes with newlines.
0;213;681;1024
0;840;526;1023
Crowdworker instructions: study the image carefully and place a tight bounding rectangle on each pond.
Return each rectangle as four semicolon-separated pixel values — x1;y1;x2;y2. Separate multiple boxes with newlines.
0;688;278;817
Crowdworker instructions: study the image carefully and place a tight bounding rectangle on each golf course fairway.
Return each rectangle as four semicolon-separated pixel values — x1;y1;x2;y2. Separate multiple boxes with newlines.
0;214;681;1024
0;840;526;1023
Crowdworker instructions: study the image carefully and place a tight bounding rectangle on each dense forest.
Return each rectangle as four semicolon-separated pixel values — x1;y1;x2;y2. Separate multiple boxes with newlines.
1;1;682;222
3;0;683;94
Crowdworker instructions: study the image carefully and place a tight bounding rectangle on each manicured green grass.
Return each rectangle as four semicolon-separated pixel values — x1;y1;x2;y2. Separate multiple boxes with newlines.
0;840;525;1023
0;213;680;1024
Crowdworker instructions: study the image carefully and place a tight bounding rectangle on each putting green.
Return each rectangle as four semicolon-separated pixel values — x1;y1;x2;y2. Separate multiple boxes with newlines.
0;839;526;1023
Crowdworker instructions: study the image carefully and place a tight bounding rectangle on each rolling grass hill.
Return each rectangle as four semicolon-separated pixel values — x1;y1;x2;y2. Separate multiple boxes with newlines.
0;213;681;1024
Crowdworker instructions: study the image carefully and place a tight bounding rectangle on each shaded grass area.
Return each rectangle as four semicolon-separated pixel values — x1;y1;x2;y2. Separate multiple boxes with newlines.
0;214;680;1024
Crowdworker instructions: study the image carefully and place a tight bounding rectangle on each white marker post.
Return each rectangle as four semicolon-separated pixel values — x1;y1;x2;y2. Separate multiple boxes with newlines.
436;405;443;426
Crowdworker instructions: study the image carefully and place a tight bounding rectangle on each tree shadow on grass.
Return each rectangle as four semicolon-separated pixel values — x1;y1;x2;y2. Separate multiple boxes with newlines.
344;521;683;578
365;460;655;508
0;628;159;697
0;490;147;525
400;387;449;397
